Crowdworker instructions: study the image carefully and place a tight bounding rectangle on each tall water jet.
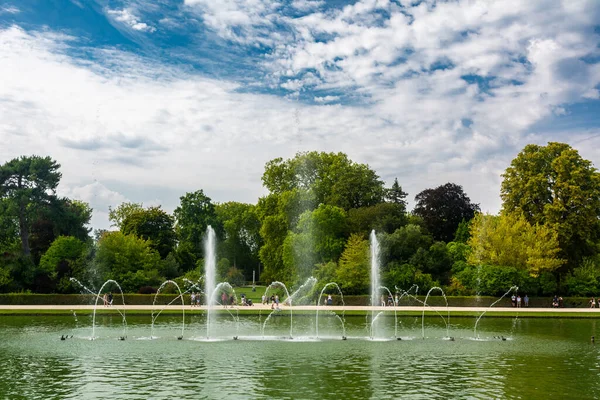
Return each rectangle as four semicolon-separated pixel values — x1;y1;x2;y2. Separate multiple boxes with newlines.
204;226;217;339
370;230;381;339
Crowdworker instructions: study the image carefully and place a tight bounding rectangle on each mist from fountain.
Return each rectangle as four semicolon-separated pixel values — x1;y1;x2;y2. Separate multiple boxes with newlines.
316;282;346;339
285;276;317;306
474;285;518;339
421;287;450;339
261;281;293;338
150;280;185;339
369;230;380;339
210;282;240;338
204;226;217;339
369;285;398;339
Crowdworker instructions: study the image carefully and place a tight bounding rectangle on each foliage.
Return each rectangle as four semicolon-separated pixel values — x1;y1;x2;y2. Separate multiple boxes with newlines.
215;202;262;279
95;231;161;292
453;219;471;243
563;257;600;296
108;202;143;229
379;224;433;266
39;236;87;293
262;151;385;210
0;155;62;256
413;182;480;242
225;267;245;287
385;178;408;207
501;142;600;268
174;190;220;264
336;234;369;294
468;213;565;277
347;202;407;236
121;206;176;259
454;264;527;296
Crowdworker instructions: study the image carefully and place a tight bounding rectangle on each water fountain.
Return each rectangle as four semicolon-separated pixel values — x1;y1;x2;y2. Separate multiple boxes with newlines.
285;276;317;306
315;282;346;339
369;285;398;340
151;280;185;340
204;225;217;339
369;230;380;339
421;287;450;339
70;278;128;340
261;281;293;338
474;285;518;339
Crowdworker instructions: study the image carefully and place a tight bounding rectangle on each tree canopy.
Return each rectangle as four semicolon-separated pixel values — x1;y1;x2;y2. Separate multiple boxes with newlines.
413;183;480;243
501;142;600;268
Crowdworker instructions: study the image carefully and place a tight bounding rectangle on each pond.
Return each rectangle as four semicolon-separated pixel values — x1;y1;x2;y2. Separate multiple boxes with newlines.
1;313;599;399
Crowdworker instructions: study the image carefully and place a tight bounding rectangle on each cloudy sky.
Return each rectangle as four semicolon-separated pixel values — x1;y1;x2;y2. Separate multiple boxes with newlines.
1;0;600;231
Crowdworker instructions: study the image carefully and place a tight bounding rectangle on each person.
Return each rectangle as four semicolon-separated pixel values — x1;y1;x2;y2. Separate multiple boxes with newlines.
262;294;266;305
221;292;227;307
229;294;235;306
241;293;247;306
190;292;196;307
270;294;275;305
327;294;333;306
108;292;113;306
516;295;522;308
552;295;559;308
197;294;202;306
102;293;108;307
275;295;280;310
590;297;596;308
511;294;516;307
394;293;399;306
381;294;386;307
558;296;564;308
524;294;529;307
387;294;393;306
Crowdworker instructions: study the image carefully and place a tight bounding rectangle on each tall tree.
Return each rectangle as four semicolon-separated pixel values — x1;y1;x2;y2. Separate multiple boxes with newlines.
39;236;87;293
174;190;220;263
467;213;565;277
501;142;600;268
0;156;61;256
413;183;480;242
336;233;370;295
385;178;408;207
215;202;262;279
262;151;385;210
121;206;176;259
108;202;143;229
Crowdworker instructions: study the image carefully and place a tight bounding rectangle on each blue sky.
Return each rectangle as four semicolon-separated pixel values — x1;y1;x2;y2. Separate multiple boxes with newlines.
1;0;600;230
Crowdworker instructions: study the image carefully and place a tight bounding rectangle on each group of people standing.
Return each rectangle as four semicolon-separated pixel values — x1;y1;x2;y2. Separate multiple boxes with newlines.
189;292;202;306
261;294;281;310
380;294;400;307
510;294;529;307
101;292;113;307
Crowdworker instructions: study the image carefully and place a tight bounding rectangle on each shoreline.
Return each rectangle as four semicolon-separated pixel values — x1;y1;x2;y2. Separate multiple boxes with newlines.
2;304;600;318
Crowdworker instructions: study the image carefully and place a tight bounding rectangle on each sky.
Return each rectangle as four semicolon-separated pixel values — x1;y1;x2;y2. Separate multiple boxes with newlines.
1;0;600;231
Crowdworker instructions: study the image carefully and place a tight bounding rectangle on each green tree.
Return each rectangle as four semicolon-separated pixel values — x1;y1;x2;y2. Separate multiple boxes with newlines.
501;142;600;268
379;224;433;266
385;178;408;207
215;202;262;279
262;151;385;210
121;206;176;259
108;202;143;229
174;190;220;264
413;182;480;243
347;202;407;236
0;156;61;256
467;213;565;277
95;231;162;292
39;236;87;293
336;233;370;294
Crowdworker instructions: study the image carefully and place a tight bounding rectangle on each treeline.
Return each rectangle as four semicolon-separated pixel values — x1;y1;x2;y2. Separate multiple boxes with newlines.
1;143;600;296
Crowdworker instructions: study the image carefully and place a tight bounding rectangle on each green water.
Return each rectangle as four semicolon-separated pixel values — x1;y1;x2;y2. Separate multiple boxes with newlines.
1;313;599;399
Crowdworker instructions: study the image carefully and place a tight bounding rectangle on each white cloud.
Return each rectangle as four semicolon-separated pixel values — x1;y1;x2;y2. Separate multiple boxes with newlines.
107;8;156;32
1;0;600;231
0;5;19;14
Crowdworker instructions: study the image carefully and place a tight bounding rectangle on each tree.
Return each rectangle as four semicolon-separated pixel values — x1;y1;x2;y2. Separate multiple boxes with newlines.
174;190;220;264
262;151;385;210
336;233;370;294
39;236;87;293
467;213;565;277
347;202;407;236
95;231;161;292
0;156;61;256
108;202;143;229
385;178;408;207
413;183;480;243
215;202;262;279
121;206;176;259
501;142;600;268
